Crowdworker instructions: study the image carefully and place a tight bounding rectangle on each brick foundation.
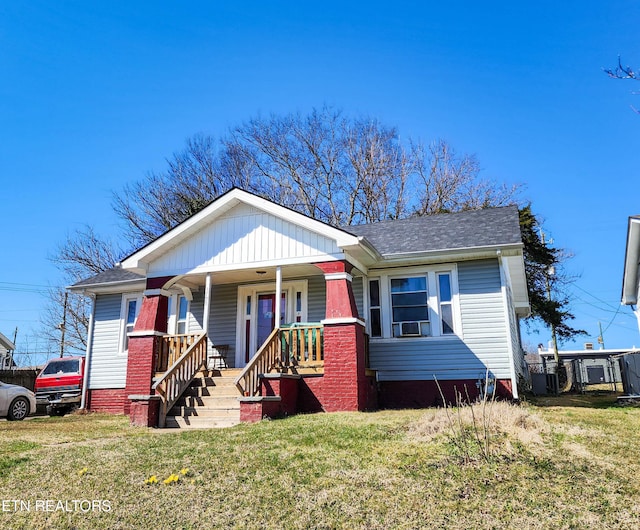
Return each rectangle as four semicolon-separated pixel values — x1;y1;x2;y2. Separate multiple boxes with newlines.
86;388;129;414
129;395;161;427
261;374;299;415
239;397;282;423
378;379;514;409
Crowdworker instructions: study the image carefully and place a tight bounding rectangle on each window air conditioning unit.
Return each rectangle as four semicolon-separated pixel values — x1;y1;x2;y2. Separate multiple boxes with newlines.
584;342;594;350
400;322;421;337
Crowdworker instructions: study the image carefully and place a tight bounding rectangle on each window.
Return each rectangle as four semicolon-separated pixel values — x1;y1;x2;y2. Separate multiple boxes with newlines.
438;273;454;335
121;295;141;352
369;266;458;339
391;276;431;337
369;279;382;337
176;296;189;334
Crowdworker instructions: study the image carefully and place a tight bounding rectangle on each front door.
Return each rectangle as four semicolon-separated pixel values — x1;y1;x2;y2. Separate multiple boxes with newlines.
237;281;308;367
256;293;286;348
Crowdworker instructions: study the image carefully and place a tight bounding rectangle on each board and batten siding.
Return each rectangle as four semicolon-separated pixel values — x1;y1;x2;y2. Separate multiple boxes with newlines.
370;259;513;382
88;294;128;389
148;203;342;276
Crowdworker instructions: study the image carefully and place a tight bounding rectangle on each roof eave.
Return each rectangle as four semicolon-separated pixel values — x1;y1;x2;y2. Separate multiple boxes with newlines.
67;277;146;295
622;216;640;306
374;242;523;264
120;188;363;274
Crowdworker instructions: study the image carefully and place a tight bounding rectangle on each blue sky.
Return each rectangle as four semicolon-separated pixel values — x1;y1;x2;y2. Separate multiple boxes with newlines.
1;1;639;357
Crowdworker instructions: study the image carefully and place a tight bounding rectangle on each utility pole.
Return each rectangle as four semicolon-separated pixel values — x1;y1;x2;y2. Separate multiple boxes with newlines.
8;327;17;369
598;321;605;350
59;292;68;358
540;229;560;365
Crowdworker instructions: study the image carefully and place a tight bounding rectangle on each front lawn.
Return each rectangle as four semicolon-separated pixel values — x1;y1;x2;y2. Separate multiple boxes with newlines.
1;396;639;529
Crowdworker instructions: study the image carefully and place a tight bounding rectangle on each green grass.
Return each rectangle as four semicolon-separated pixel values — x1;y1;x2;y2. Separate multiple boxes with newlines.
1;395;639;529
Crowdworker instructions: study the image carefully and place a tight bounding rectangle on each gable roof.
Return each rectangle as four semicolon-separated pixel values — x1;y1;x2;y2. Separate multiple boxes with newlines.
69;191;526;303
0;331;16;351
119;188;368;275
345;206;522;256
70;268;145;292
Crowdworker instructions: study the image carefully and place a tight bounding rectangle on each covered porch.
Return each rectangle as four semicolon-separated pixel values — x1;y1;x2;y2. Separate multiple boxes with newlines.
127;260;376;427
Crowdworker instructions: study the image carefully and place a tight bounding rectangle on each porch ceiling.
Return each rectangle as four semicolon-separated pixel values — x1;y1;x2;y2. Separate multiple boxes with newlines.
181;263;327;287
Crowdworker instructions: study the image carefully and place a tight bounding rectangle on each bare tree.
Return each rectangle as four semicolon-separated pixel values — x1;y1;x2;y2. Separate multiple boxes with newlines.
51;106;584;350
44;227;123;353
113;134;241;248
605;56;640;113
605;56;638;80
221;107;410;226
413;139;520;215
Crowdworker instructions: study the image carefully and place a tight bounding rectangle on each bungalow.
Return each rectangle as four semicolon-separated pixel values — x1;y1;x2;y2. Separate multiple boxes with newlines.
69;188;530;427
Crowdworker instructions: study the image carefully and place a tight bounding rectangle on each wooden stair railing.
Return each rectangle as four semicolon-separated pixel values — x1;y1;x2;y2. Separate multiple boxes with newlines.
153;332;208;428
234;323;324;397
235;328;281;397
155;333;201;373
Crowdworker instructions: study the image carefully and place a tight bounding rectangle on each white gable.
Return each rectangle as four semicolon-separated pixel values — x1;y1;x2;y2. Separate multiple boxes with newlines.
146;201;343;276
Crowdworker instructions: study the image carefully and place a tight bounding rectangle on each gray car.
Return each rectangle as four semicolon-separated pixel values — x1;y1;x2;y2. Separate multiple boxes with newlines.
0;381;36;420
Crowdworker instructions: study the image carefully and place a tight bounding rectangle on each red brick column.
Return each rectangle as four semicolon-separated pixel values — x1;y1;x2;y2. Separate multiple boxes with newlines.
314;260;368;412
322;322;368;412
126;281;170;427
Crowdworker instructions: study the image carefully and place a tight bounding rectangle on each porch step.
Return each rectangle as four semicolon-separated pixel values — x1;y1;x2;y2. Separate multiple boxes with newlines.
164;369;241;429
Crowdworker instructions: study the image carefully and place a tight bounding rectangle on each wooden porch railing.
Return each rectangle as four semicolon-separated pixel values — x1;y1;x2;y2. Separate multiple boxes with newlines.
155;333;200;373
153;332;208;428
235;323;323;397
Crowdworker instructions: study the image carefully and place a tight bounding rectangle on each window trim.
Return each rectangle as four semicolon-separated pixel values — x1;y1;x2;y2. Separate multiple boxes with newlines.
168;294;190;335
119;293;143;354
366;264;460;340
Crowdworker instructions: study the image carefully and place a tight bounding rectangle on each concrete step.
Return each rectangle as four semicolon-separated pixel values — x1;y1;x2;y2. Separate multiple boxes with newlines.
165;416;241;429
169;405;240;418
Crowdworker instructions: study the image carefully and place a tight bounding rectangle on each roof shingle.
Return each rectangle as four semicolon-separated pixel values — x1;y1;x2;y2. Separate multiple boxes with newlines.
344;206;522;255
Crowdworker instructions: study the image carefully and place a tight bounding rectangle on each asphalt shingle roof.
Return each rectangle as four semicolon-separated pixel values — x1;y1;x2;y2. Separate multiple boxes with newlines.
344;206;522;255
71;205;521;289
71;268;144;289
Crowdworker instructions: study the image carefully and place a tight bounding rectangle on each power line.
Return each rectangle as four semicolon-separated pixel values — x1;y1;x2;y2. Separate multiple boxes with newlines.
571;283;620;312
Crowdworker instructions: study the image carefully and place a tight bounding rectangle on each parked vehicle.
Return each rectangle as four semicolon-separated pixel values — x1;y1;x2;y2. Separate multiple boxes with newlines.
0;381;36;420
35;357;85;416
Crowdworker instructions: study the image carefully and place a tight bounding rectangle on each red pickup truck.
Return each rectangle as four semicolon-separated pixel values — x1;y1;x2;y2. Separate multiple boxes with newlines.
35;356;85;416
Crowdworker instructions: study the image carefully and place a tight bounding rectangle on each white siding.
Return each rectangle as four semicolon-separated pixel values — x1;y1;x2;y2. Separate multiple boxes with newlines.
352;276;364;319
148;203;342;276
505;282;527;382
88;294;127;389
307;276;326;322
370;259;512;382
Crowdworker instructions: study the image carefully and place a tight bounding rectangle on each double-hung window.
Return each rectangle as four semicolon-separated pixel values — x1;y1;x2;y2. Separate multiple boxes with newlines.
391;276;430;337
176;295;189;334
437;272;455;335
369;279;382;338
367;267;458;339
120;294;142;353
